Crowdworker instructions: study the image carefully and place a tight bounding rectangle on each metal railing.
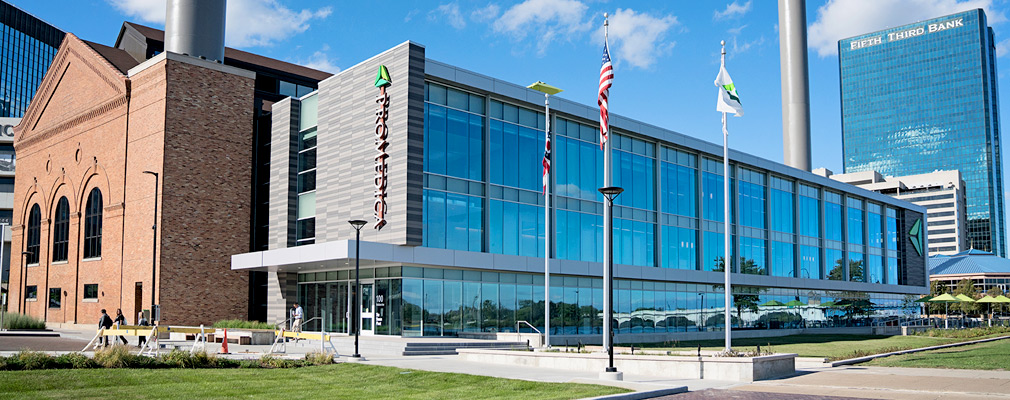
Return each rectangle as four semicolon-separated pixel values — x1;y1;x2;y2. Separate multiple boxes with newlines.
515;320;542;335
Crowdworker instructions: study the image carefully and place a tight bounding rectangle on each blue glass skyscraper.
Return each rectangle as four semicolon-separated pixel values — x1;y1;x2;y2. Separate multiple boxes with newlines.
839;9;1005;256
0;0;64;118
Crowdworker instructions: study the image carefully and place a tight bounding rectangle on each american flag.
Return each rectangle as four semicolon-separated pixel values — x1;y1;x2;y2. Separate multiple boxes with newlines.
598;43;613;150
542;135;551;194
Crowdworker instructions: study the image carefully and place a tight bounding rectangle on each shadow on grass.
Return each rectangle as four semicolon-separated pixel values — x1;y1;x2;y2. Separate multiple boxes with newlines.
631;334;889;349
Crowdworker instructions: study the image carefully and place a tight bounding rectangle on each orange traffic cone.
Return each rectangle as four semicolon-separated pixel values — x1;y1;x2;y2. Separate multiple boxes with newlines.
220;328;230;354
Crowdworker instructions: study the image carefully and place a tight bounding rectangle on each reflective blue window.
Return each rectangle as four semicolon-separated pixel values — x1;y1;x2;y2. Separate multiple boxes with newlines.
825;192;843;242
770;177;794;233
799;185;819;237
867;255;884;284
887;257;899;285
886;208;898;249
661;160;696;217
848;252;865;282
425;103;483;181
800;245;820;279
557;210;602;263
489;200;543;258
703;231;729;272
612;136;655;211
556;119;602;200
847;198;864;245
868;203;883;248
770;241;794;277
702;159;733;222
615;218;654;267
490;118;542;192
739;237;766;275
738;169;765;229
826;249;845;280
423;190;482;252
661;226;696;270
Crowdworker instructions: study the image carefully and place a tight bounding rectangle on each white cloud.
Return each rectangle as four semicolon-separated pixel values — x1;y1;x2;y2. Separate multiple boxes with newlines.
404;9;419;23
809;0;1005;57
604;8;679;69
728;24;748;35
493;0;591;53
714;1;752;20
472;4;501;23
108;0;332;48
297;45;340;74
997;38;1010;57
430;2;466;30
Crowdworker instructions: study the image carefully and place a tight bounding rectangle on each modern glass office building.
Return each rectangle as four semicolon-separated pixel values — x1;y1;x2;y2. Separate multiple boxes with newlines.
233;42;929;343
0;0;64;118
839;9;1005;257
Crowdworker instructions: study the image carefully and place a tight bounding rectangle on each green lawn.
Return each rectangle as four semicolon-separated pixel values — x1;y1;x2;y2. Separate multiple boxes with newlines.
636;334;976;359
865;339;1010;370
0;363;627;400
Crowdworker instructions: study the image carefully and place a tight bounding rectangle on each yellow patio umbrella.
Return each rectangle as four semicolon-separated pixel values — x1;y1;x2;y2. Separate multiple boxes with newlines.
928;293;959;329
977;295;999;325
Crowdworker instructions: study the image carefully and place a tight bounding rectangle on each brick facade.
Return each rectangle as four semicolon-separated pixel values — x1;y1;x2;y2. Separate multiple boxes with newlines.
9;33;253;326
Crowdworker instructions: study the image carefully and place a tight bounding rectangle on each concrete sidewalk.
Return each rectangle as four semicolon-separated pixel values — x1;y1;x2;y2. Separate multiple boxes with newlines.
736;365;1010;399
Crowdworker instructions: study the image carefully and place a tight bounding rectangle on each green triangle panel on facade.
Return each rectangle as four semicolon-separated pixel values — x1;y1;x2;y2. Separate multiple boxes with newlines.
909;219;923;256
375;65;391;87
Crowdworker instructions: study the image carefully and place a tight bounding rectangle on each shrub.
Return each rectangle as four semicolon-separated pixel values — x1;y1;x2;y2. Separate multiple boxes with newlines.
304;351;335;366
2;312;47;330
94;345;142;368
17;350;55;370
212;320;276;330
0;355;17;371
258;355;300;368
915;326;1010;339
53;353;97;369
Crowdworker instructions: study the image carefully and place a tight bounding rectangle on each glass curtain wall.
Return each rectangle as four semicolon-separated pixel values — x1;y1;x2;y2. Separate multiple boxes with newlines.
488;98;545;257
660;147;697;270
296;94;318;246
556;118;603;263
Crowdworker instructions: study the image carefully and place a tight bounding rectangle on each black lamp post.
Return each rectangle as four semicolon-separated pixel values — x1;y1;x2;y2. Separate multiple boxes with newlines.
348;219;367;359
20;251;30;314
598;186;623;374
143;171;159;324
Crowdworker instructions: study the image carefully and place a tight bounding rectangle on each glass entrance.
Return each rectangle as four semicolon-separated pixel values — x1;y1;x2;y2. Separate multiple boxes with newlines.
360;282;375;335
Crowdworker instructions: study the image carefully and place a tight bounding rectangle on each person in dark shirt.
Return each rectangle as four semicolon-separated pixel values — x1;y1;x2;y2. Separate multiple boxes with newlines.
98;309;113;346
113;309;129;345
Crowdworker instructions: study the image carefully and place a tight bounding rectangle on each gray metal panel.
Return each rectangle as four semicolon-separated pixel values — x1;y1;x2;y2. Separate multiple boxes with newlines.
313;42;425;246
268;97;299;249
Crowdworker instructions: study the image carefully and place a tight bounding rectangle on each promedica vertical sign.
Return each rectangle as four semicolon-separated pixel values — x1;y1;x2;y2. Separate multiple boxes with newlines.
373;65;391;230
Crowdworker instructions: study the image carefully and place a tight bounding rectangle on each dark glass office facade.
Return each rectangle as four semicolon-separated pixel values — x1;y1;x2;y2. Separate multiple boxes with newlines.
0;1;63;118
839;9;1005;256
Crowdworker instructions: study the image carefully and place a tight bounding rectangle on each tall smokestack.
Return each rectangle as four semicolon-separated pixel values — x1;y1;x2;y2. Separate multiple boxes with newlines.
778;0;811;171
165;0;226;62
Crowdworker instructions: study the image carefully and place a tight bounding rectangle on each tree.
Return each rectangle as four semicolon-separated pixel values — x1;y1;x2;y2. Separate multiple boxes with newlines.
953;278;979;314
987;286;1005;314
713;256;765;275
848;259;865;282
928;280;945;315
734;294;760;324
828;258;846;281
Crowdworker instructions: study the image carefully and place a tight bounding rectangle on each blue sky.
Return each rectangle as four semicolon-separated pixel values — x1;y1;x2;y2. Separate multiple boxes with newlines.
13;0;1010;176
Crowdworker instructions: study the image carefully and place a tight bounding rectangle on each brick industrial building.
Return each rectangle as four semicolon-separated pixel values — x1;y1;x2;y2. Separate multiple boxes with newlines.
8;2;328;325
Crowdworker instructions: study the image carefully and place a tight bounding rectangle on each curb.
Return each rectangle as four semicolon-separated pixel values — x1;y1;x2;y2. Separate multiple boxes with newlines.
829;334;1010;367
0;331;60;337
582;386;688;400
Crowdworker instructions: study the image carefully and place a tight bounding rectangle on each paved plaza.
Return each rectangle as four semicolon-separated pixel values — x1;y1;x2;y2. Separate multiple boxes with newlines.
5;328;1010;399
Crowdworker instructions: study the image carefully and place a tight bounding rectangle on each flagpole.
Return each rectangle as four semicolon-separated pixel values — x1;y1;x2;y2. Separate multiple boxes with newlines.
544;91;551;349
721;40;733;353
602;12;614;362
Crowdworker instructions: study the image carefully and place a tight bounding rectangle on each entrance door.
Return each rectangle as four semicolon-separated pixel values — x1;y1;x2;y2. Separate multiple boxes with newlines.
134;283;143;322
360;282;375;335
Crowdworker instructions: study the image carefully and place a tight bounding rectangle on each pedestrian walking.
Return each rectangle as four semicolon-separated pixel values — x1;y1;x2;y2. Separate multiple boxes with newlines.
292;302;303;333
113;309;129;345
137;311;149;347
98;309;113;346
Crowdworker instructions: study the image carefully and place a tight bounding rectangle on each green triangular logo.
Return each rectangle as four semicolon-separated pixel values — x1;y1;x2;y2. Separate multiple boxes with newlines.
909;218;923;256
374;65;391;87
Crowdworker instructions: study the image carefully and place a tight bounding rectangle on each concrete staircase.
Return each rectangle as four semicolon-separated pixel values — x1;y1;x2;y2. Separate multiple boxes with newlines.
401;341;530;356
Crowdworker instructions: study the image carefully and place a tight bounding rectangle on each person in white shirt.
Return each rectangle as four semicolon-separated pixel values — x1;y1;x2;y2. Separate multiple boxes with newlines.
292;303;304;332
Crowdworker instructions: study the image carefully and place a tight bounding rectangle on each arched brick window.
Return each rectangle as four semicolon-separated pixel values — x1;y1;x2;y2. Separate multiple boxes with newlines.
26;204;40;264
83;188;102;259
52;197;69;262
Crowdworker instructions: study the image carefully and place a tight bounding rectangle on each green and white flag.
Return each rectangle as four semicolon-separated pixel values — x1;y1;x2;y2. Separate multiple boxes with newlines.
715;62;743;117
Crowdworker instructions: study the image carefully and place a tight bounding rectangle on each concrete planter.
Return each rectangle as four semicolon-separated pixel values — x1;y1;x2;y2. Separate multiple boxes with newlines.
456;349;796;382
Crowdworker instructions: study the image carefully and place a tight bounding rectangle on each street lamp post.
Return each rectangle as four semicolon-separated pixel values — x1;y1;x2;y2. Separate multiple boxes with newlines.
20;251;30;314
348;220;367;360
598;186;623;378
142;171;159;324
